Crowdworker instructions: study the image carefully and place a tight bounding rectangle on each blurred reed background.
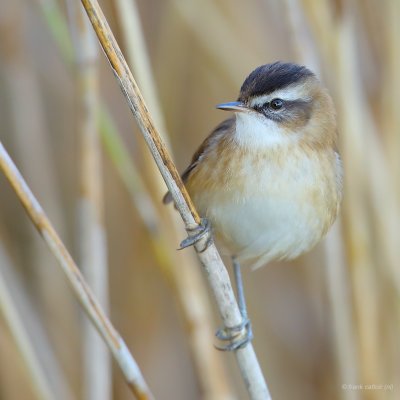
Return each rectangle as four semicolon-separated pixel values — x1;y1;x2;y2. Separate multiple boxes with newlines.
0;0;399;399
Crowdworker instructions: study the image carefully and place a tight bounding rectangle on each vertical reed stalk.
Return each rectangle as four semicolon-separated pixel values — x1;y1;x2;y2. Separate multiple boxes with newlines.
114;0;234;397
66;2;111;399
80;0;270;398
34;4;233;395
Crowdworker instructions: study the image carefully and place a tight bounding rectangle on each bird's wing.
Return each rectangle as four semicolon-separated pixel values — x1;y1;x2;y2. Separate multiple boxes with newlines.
163;117;235;204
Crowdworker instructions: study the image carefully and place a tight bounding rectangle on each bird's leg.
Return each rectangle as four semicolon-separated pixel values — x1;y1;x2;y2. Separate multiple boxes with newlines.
233;256;249;322
179;218;213;253
215;257;253;351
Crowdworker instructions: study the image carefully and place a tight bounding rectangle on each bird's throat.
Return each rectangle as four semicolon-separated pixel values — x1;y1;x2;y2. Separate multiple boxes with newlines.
234;112;297;149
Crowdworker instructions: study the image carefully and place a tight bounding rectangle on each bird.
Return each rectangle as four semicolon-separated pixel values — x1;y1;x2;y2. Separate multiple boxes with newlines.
164;61;343;350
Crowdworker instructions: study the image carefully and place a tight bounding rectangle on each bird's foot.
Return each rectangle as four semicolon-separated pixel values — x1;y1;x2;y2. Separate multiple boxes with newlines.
215;318;253;351
179;218;213;253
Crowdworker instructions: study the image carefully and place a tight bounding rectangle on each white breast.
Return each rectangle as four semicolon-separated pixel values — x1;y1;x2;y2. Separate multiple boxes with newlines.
195;157;328;269
192;115;340;269
207;194;324;269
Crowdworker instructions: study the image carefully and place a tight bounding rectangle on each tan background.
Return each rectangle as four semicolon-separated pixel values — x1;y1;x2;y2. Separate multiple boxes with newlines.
0;1;399;399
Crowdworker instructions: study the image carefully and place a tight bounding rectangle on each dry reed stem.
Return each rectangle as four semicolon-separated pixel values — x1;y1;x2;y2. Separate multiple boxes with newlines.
0;141;154;400
66;1;111;399
99;105;235;400
80;0;270;398
114;0;234;397
100;109;234;398
36;0;165;237
35;3;232;395
99;112;234;398
86;5;199;228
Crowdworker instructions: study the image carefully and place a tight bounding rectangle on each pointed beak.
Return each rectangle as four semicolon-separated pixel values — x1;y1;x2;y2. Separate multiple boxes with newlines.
216;101;248;113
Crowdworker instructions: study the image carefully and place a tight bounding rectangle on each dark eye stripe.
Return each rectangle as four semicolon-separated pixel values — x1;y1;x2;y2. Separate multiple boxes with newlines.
251;98;313;124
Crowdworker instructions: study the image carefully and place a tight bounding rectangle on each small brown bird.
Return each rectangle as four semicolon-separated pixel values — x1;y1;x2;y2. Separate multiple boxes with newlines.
165;62;343;349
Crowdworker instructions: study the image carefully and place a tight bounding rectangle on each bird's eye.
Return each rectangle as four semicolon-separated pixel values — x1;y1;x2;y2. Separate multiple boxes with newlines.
270;98;284;110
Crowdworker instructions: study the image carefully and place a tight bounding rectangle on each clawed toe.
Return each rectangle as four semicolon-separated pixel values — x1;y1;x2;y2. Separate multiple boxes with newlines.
215;319;253;351
179;218;213;252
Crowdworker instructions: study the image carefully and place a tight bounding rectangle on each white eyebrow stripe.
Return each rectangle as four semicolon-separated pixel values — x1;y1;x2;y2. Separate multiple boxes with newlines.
249;83;310;107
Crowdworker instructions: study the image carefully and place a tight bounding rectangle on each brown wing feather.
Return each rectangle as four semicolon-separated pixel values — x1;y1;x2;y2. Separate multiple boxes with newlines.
162;117;235;204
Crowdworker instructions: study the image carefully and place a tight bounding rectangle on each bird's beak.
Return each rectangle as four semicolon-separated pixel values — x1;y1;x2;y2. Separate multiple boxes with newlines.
216;101;248;113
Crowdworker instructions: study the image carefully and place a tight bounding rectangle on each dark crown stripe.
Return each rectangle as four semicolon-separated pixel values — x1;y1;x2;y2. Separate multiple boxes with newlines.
238;62;314;101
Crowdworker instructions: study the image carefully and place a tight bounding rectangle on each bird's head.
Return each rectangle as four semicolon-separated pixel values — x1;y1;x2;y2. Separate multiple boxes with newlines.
217;62;337;150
